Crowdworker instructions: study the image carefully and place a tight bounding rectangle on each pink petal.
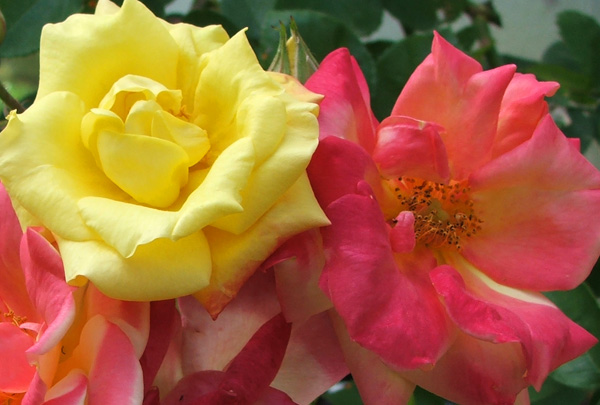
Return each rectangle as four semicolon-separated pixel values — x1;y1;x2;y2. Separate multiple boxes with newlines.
72;315;143;404
165;314;292;405
305;48;378;152
373;116;450;183
321;188;453;370
215;313;291;404
466;115;600;290
21;229;76;358
273;230;332;324
139;299;179;393
389;211;416;253
21;372;47;405
392;32;516;179
307;136;389;212
0;322;35;392
404;332;526;404
178;270;281;374
272;311;348;404
84;283;150;358
330;311;415;404
43;371;88;405
431;264;597;389
0;184;37;323
493;73;559;158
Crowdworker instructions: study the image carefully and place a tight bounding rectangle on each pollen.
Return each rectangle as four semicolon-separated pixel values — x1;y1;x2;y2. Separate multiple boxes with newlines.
393;177;483;250
4;309;26;327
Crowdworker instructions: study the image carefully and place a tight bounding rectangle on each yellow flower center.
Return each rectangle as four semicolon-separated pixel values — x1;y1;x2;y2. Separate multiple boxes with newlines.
393;177;483;250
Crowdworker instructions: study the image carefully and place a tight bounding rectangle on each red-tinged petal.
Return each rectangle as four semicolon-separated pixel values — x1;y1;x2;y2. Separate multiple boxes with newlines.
215;313;291;404
0;184;37;323
44;371;87;405
389;211;416;254
272;311;348;404
273;230;332;324
492;73;559;158
307;136;390;212
321;191;453;370
305;48;378;152
178;270;281;374
139;300;179;393
403;332;526;405
162;370;297;405
84;283;150;358
65;315;144;405
466;115;600;290
433;261;597;389
21;229;76;358
0;322;35;392
373;116;450;183
392;33;516;179
21;372;47;405
161;370;225;404
330;311;416;405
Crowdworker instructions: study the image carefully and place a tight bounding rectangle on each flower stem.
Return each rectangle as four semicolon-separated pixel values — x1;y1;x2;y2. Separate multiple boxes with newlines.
0;80;24;113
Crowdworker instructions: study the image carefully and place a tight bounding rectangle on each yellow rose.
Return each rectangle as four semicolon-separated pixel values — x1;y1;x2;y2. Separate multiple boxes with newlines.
0;0;328;315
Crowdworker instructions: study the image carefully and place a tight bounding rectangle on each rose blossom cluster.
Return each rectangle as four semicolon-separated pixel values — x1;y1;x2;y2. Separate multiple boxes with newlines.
0;0;599;404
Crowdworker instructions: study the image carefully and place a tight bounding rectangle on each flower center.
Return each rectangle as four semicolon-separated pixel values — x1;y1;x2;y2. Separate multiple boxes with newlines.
3;309;26;327
393;177;483;250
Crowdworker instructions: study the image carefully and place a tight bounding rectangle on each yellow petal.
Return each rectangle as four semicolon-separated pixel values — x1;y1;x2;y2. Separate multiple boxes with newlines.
165;23;230;111
172;137;255;238
195;172;330;316
210;94;320;234
58;231;212;301
0;91;123;241
38;0;179;107
152;110;210;166
95;130;189;208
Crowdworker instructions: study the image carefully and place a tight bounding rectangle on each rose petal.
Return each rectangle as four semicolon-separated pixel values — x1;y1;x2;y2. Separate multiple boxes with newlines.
322;190;453;370
305;48;378;152
272;311;348;404
37;0;179;107
373;116;450;183
0;323;35;392
330;312;415;405
21;229;76;358
392;32;516;179
493;73;559;158
466;115;600;290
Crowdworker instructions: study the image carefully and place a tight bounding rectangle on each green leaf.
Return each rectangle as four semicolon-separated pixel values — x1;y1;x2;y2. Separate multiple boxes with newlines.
556;10;600;76
220;0;276;42
382;0;438;33
319;380;362;405
560;107;596;153
0;0;82;57
261;10;376;89
371;33;433;119
530;378;589;404
545;283;600;390
274;0;383;37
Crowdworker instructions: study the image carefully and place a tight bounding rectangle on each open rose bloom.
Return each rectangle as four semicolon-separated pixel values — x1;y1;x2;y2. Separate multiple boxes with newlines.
0;183;149;404
0;0;328;314
299;33;600;404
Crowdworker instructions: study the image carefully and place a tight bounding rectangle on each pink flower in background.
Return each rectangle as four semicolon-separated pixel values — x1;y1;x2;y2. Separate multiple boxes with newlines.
0;183;150;404
150;267;348;405
302;33;600;404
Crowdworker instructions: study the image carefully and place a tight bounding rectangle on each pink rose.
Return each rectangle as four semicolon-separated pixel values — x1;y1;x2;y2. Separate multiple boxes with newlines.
0;184;150;404
299;33;600;404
